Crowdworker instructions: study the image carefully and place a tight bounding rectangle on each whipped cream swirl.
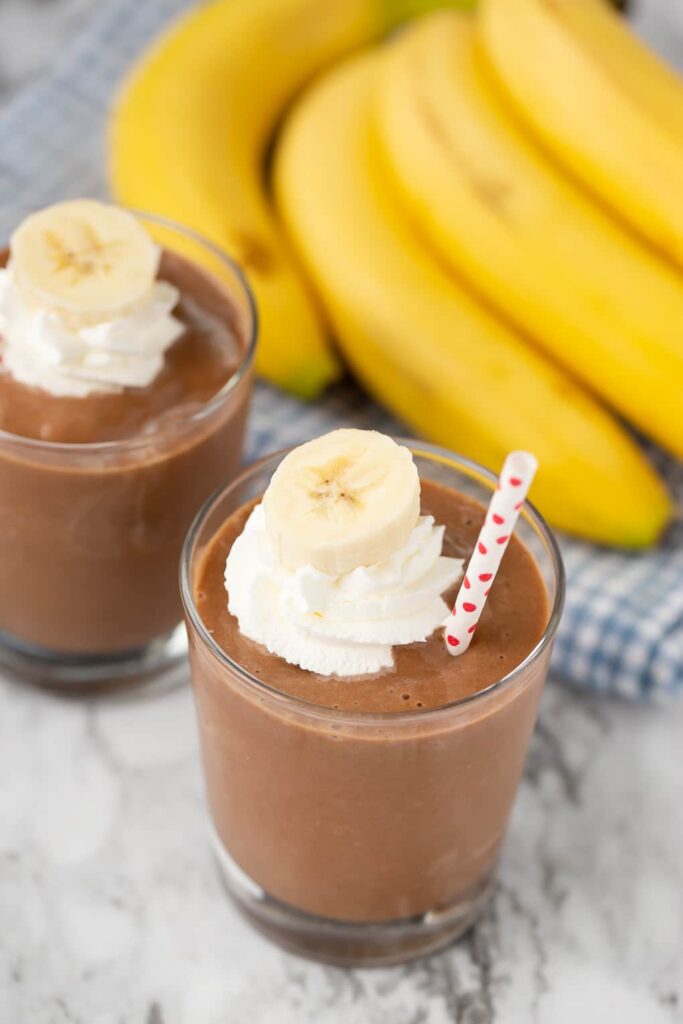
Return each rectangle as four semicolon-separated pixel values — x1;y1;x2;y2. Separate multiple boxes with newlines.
225;504;463;677
0;264;184;397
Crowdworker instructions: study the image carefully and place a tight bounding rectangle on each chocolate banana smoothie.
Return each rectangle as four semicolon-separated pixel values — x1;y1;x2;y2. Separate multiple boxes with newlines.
183;432;563;964
0;201;255;674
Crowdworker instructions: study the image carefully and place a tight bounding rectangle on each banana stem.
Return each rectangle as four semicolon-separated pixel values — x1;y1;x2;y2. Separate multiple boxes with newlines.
384;0;625;29
383;0;475;33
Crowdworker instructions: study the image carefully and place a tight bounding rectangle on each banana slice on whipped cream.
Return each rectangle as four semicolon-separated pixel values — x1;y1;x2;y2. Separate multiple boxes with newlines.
226;430;464;677
0;200;183;396
10;199;160;323
263;429;421;576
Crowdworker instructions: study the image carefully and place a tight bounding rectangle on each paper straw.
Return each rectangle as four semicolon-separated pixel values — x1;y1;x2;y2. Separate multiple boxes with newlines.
444;451;538;657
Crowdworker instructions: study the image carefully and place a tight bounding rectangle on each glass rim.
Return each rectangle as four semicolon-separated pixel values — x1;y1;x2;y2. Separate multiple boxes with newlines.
0;209;258;454
180;439;566;723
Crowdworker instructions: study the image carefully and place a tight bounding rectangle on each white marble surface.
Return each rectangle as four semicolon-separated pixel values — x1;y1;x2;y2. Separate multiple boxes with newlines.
2;676;682;1023
1;1;682;1022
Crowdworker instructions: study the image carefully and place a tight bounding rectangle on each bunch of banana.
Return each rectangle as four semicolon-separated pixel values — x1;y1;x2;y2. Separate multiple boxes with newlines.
273;52;671;546
372;11;683;459
109;0;678;547
480;0;683;268
108;0;470;397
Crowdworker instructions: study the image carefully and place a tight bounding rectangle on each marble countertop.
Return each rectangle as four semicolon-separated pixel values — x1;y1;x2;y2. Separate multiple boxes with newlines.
1;2;683;1022
3;676;682;1023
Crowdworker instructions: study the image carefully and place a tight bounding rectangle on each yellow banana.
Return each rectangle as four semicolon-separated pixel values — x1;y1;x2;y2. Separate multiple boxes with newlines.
110;0;464;396
480;0;683;268
373;12;683;458
274;50;671;546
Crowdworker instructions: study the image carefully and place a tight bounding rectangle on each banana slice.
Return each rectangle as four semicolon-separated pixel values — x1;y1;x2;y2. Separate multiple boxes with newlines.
10;199;160;320
263;429;421;575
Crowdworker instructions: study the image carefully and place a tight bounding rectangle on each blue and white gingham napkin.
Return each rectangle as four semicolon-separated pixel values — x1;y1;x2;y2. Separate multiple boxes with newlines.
1;0;681;700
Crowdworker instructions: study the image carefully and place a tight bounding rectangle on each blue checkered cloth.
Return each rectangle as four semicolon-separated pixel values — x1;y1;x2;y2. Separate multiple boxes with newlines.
1;0;681;700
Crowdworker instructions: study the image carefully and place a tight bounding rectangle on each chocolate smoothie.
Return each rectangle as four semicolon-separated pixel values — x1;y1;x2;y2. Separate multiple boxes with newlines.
184;438;560;960
0;230;255;659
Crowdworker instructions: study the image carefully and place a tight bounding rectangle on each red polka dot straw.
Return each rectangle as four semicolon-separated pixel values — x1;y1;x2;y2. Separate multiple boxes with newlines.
443;451;538;657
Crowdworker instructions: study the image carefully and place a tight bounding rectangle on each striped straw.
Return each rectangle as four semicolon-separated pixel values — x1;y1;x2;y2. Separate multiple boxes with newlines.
444;451;538;657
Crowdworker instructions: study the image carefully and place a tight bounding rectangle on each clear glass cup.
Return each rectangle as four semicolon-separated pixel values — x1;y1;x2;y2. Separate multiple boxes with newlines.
181;442;564;966
0;213;257;691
